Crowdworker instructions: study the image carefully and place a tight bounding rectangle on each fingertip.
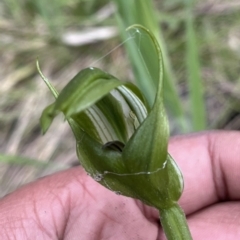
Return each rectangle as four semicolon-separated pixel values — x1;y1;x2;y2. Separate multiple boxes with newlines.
169;131;240;214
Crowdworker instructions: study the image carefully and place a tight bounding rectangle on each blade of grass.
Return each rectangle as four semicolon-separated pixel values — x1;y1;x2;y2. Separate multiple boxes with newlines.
0;154;67;170
185;3;206;131
3;0;23;22
33;0;65;36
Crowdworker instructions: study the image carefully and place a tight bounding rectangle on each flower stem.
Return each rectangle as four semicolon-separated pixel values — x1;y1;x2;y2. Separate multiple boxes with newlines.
159;203;192;240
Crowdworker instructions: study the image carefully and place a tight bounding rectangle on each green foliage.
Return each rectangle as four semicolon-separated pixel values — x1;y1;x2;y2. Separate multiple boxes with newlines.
40;25;192;239
185;3;206;130
0;154;66;170
113;0;187;131
2;0;240;208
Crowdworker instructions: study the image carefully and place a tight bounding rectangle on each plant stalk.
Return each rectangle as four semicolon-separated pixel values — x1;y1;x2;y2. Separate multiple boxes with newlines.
159;203;192;240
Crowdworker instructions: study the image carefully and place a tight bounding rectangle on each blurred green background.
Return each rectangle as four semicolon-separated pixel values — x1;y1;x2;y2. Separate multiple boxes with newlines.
1;0;240;196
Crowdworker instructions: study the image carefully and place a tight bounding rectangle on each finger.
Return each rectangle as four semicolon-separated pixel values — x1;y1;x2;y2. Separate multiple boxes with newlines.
0;167;159;239
169;131;240;214
188;202;240;239
0;167;83;239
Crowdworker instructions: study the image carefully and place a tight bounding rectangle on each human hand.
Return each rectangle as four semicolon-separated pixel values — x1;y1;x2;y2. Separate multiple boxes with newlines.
0;131;239;239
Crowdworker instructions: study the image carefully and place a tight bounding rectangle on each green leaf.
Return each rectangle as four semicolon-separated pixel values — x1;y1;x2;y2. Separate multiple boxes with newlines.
39;24;184;211
0;153;66;170
40;66;148;145
185;6;206;131
113;1;187;131
72;25;183;209
123;24;166;172
40;67;123;138
52;67;122;118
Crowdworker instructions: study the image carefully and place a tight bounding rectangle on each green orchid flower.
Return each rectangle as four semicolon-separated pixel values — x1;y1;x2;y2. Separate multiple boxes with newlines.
39;25;192;240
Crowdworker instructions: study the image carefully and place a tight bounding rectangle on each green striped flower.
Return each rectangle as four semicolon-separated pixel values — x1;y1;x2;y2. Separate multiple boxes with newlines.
39;25;192;240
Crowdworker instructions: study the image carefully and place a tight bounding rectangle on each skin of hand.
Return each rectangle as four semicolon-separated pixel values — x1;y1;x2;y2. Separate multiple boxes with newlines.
0;131;240;240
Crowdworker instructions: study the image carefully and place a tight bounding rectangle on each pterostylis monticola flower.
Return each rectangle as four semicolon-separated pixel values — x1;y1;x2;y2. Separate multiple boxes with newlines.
38;25;192;240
